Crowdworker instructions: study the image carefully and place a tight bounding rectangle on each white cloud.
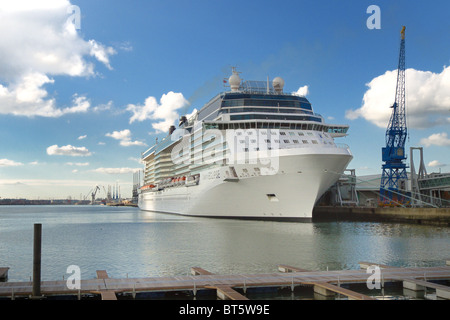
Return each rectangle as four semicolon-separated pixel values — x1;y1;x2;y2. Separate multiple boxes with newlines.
293;85;309;97
92;100;113;112
117;41;133;52
106;129;131;141
128;157;143;163
106;129;147;147
119;140;147;147
77;135;87;140
126;91;189;133
0;159;24;167
346;66;450;129
46;144;92;156
66;162;89;166
420;132;450;147
0;0;115;117
63;94;90;114
93;167;141;174
88;39;116;70
428;160;447;167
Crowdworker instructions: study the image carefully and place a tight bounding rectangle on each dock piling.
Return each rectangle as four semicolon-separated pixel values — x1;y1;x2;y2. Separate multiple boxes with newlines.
32;223;42;298
0;267;9;281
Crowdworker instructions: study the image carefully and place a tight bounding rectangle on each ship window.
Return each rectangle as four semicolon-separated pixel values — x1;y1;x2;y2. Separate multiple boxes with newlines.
289;132;295;136
307;132;313;136
298;132;304;136
283;140;290;143
265;139;270;143
312;140;318;144
266;194;279;202
280;132;286;135
244;148;249;152
302;140;308;144
293;140;299;143
274;139;280;143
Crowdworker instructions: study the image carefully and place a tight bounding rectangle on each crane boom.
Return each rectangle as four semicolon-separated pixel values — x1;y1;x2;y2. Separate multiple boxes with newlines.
380;26;409;206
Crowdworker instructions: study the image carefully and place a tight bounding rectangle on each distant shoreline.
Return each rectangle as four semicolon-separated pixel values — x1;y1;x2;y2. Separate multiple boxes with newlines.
0;199;135;206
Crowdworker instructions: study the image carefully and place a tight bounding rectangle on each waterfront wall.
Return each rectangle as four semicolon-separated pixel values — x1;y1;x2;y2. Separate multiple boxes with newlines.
313;206;450;226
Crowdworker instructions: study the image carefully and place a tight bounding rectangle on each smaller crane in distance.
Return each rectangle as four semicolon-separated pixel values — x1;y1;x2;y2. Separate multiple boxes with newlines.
90;185;100;205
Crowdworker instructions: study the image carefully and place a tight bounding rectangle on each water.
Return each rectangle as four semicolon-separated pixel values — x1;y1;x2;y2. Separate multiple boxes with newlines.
0;205;449;290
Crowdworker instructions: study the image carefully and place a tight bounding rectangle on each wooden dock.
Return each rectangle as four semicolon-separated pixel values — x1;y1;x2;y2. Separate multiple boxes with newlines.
191;267;248;300
402;278;450;299
277;265;375;300
0;263;449;300
95;270;117;300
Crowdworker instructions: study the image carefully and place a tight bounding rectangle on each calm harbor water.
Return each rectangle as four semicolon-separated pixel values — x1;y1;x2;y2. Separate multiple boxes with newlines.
1;205;449;285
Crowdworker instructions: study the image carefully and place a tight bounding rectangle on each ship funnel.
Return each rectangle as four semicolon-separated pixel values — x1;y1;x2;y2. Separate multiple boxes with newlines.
169;125;176;135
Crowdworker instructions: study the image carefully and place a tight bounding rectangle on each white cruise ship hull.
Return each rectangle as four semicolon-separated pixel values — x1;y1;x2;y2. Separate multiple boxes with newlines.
138;147;352;221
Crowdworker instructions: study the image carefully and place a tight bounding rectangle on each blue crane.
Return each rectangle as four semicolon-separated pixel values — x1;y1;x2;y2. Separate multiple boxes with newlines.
380;26;409;206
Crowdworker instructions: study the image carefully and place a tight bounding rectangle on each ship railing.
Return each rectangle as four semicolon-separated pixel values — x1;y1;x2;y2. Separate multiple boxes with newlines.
335;143;350;151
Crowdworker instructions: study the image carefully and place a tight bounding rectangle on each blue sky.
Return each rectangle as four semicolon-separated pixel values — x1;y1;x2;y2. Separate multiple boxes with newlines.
0;0;449;199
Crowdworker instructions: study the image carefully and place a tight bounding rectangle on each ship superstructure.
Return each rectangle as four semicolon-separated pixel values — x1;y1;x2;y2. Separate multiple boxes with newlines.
138;69;352;221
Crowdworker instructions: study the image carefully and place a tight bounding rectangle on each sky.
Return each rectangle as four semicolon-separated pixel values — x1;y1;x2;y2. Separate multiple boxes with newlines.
0;0;449;200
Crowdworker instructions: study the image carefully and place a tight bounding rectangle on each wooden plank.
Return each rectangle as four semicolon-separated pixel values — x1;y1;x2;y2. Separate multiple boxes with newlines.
358;261;398;269
309;282;376;300
100;290;117;300
191;267;214;276
206;285;248;300
96;270;109;279
402;278;450;299
403;278;450;291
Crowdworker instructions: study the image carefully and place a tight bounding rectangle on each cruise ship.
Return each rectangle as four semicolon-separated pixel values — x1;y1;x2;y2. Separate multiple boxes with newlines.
138;69;352;221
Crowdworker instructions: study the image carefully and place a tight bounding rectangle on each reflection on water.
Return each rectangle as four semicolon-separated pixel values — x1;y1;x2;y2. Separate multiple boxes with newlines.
0;205;449;283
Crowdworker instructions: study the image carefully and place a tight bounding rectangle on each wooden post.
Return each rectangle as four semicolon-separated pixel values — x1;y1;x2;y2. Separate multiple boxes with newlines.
32;224;42;298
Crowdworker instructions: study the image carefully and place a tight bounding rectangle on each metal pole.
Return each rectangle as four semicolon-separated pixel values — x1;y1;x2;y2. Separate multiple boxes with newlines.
32;223;42;298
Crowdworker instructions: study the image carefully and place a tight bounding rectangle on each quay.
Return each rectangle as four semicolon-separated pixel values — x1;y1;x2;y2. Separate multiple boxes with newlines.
313;206;450;226
0;262;449;300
